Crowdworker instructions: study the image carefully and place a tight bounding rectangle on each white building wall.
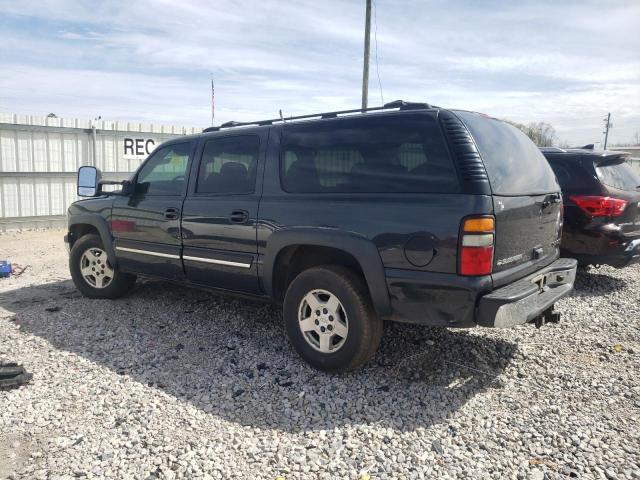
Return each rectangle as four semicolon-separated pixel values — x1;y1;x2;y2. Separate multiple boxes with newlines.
0;112;201;229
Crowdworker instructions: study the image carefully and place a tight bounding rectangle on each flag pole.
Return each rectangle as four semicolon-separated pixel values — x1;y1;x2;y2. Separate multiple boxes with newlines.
211;76;215;126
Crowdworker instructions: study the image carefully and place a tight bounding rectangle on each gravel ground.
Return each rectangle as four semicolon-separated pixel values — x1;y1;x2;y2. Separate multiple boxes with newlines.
0;229;639;480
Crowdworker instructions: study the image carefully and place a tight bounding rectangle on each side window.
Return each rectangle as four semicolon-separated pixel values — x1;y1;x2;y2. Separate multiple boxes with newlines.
280;114;459;193
136;142;191;196
196;136;259;194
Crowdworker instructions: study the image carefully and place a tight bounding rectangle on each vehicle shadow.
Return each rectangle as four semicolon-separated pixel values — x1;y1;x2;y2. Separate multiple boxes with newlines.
0;279;517;433
574;269;627;295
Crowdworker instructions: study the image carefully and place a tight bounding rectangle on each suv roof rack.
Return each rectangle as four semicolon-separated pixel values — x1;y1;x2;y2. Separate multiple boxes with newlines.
202;99;434;133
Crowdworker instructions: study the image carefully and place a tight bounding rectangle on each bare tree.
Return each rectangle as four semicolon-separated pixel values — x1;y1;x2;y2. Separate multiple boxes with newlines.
503;119;557;147
526;122;557;147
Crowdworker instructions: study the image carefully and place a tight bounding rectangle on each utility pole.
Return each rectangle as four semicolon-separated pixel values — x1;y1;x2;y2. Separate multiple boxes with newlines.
361;0;372;110
603;112;611;149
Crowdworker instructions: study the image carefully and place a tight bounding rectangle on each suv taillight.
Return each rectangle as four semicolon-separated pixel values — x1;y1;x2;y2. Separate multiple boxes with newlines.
459;216;495;276
569;195;628;218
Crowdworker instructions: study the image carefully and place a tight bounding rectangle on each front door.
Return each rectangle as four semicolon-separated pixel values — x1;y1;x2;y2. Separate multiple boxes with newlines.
181;133;265;293
111;141;194;279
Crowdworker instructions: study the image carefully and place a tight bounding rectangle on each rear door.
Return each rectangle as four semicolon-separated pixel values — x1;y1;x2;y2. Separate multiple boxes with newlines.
455;112;562;286
180;132;265;294
595;157;640;235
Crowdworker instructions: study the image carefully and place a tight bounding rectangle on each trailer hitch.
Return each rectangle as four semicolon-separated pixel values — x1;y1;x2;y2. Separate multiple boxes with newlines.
534;306;561;329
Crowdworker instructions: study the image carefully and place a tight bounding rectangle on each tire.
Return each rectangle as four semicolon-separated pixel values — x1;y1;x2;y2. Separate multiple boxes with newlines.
283;265;383;372
0;362;32;391
69;234;136;299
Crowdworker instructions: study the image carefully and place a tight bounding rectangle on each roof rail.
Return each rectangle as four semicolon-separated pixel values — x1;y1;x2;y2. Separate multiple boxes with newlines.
202;99;434;133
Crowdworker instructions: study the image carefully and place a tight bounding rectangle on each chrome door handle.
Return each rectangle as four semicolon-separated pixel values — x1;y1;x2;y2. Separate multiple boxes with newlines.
164;208;180;220
229;210;249;223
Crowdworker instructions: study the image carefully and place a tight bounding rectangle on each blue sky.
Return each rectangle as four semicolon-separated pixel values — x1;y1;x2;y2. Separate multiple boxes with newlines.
1;0;639;145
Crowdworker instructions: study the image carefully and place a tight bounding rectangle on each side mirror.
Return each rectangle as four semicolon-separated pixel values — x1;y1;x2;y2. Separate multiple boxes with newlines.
120;180;134;196
77;166;102;197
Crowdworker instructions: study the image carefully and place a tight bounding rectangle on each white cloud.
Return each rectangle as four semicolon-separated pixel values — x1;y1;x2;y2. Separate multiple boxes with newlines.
0;0;639;145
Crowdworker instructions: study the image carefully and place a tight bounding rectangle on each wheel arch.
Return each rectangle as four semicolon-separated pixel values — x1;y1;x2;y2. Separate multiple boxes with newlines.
68;215;116;266
263;228;391;317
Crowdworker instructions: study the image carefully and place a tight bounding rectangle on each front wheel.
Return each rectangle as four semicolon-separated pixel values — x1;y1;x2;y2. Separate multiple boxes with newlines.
69;234;136;299
283;265;383;372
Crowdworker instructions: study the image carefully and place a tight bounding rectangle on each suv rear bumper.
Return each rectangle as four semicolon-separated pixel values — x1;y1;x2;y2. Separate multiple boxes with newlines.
385;258;577;328
476;258;577;327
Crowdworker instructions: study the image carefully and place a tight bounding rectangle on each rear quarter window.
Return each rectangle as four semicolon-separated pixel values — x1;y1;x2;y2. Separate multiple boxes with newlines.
596;161;640;191
455;111;559;196
280;114;459;194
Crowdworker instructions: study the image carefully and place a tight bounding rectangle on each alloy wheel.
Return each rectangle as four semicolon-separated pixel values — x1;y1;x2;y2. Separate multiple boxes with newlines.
298;289;349;353
79;248;114;289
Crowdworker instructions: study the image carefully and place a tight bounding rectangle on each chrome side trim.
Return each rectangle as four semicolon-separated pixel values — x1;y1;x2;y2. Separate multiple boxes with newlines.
115;246;180;260
183;255;252;269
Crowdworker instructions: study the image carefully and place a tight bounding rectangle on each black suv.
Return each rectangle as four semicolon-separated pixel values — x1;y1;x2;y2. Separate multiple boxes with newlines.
66;101;577;371
541;147;640;268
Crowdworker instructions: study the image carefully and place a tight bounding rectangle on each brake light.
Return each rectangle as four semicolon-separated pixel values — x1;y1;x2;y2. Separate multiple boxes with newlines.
569;195;628;218
459;216;494;276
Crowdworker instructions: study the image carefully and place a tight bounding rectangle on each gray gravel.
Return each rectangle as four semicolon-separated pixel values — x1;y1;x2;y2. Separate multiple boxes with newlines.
1;229;639;479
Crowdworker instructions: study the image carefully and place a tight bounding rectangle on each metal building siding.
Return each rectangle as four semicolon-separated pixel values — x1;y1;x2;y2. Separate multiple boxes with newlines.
0;113;200;229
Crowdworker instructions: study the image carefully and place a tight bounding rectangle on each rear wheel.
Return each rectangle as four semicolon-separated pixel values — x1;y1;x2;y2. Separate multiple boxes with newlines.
70;234;136;299
283;265;382;372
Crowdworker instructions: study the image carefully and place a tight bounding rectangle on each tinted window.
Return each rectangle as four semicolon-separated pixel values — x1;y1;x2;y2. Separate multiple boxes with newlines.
197;136;259;194
136;142;191;196
280;114;459;193
456;111;559;195
547;158;598;192
596;161;640;191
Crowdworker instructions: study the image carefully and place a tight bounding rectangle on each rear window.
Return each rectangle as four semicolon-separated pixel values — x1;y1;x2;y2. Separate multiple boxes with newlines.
596;161;640;191
280;114;459;193
547;158;599;193
456;111;559;196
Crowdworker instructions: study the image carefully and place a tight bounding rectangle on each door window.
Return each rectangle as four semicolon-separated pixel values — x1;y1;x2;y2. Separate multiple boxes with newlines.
196;136;259;194
136;142;191;196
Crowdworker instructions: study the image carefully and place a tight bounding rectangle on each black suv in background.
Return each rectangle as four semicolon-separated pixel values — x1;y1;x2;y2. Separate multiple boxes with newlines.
542;147;640;268
66;101;577;371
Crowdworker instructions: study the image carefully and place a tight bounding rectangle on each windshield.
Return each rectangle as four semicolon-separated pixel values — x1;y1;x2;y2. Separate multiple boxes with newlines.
455;111;559;196
596;160;640;191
